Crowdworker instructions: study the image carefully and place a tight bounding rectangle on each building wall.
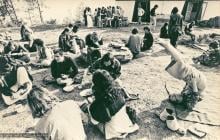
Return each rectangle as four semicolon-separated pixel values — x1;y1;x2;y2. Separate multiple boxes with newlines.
9;0;220;25
116;0;220;22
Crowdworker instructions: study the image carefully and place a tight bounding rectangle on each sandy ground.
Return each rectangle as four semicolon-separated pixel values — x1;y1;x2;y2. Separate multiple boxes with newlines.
0;23;220;140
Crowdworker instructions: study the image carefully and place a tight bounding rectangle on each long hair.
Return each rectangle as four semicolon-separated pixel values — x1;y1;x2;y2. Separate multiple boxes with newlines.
92;70;116;100
27;86;50;118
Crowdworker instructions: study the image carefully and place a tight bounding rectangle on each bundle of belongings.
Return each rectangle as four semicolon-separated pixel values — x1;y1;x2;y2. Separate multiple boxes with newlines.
193;40;220;67
107;40;133;63
196;16;220;28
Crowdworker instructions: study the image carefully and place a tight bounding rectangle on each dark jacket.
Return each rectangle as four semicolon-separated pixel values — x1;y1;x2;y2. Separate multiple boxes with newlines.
142;32;154;51
168;13;183;35
58;34;71;52
90;85;126;123
160;26;169;38
89;58;121;79
51;56;78;79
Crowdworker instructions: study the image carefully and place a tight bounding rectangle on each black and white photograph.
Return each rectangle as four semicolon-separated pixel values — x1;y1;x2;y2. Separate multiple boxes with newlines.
0;0;220;139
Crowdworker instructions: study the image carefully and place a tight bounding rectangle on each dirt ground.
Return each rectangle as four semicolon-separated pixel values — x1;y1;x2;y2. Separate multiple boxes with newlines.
0;23;220;140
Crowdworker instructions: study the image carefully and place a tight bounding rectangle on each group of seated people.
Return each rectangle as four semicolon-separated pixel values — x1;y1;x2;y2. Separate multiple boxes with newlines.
0;38;208;139
193;40;220;67
126;26;154;58
0;19;213;139
92;6;128;28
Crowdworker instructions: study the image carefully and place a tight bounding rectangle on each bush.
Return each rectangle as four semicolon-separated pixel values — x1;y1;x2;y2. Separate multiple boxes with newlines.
46;19;57;25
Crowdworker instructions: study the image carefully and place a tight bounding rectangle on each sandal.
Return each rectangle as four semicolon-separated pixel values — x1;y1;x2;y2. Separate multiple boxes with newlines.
188;126;207;138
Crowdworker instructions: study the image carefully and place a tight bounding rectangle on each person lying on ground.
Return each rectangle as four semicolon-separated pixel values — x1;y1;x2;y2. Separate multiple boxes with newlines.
0;66;33;106
27;86;86;140
142;26;154;51
184;21;196;42
157;38;206;110
31;39;53;67
20;22;34;42
85;32;103;64
51;50;78;89
193;40;220;67
87;70;139;140
4;41;30;63
89;52;121;79
126;28;142;58
160;22;169;39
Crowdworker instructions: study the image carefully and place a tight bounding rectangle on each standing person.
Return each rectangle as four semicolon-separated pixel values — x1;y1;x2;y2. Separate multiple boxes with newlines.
168;7;183;48
160;22;169;38
106;6;113;27
27;86;86;140
94;9;98;26
184;21;196;42
86;7;93;28
126;28;142;58
88;70;139;140
112;6;120;28
97;8;102;28
157;39;206;110
51;50;78;89
137;4;145;25
83;7;88;26
150;5;158;31
142;26;154;51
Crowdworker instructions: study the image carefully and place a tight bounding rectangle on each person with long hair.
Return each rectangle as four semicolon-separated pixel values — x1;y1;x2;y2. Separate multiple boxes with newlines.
168;7;183;48
184;21;196;42
27;86;86;140
31;39;53;67
0;65;33;106
126;28;142;58
88;70;139;139
157;39;206;110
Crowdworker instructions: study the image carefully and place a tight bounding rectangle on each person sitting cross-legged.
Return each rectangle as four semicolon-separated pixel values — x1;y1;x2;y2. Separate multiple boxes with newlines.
87;70;139;140
51;50;78;90
126;28;143;59
4;41;30;63
85;32;103;64
160;22;169;39
141;26;154;51
0;65;33;106
31;39;53;67
87;52;138;101
184;21;196;42
89;52;121;80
